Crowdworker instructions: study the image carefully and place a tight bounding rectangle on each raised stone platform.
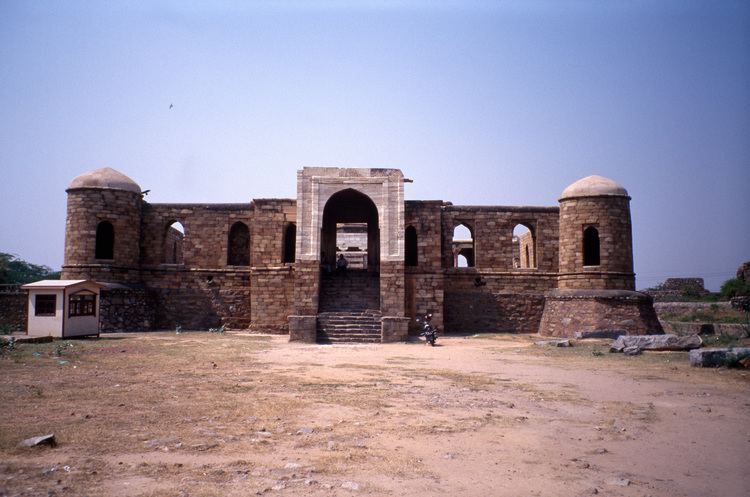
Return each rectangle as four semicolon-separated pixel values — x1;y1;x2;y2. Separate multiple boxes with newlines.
539;289;663;338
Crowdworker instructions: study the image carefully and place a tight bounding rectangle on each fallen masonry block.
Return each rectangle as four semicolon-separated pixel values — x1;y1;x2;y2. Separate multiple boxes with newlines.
20;434;56;448
610;334;702;353
575;330;626;339
689;347;750;368
535;339;571;347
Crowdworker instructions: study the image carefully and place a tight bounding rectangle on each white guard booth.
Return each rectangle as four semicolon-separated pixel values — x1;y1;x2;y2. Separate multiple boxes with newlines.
21;280;104;338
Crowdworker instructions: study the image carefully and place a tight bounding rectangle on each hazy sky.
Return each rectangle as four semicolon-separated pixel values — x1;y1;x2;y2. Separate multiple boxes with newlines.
1;0;748;290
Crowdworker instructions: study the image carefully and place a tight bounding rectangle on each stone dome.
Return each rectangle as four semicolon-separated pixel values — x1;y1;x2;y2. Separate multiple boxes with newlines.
67;167;141;194
560;175;628;200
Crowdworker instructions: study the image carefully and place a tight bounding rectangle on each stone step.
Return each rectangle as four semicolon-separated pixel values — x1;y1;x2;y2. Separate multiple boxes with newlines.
318;336;380;343
316;309;383;344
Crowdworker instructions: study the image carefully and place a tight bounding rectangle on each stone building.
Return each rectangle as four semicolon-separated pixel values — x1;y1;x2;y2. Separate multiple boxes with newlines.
60;166;662;341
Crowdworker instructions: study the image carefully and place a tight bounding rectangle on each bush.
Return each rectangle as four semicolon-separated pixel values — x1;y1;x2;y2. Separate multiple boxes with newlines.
720;278;750;300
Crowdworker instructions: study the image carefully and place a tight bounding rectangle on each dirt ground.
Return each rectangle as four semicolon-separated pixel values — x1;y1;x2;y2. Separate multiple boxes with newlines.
1;332;749;497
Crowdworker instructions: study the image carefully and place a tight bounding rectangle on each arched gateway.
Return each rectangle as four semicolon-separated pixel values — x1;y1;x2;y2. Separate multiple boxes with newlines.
288;167;410;343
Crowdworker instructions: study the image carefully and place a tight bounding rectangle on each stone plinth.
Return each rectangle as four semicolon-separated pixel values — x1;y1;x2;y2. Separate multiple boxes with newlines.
381;316;410;342
289;315;317;342
539;289;663;338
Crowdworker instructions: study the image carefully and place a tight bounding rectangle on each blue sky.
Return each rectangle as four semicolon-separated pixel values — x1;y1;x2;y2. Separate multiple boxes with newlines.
1;0;748;290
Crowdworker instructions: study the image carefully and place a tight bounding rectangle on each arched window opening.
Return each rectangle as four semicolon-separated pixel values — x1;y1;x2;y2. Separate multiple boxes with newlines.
405;225;418;267
512;223;536;269
164;221;185;264
95;221;114;260
227;221;250;266
283;223;296;263
452;223;474;268
583;226;600;266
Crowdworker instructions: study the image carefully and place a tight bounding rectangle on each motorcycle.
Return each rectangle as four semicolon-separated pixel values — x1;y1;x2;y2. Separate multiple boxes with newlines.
415;313;438;346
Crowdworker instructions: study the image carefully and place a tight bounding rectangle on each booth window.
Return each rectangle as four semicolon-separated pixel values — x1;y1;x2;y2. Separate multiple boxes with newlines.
35;294;56;316
69;293;96;317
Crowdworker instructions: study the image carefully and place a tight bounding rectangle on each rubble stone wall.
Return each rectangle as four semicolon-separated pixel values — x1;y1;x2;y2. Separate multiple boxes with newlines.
99;287;153;332
0;287;27;332
539;291;663;337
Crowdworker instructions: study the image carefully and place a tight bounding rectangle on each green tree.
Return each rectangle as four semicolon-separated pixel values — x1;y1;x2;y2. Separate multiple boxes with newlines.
0;253;60;284
720;277;750;300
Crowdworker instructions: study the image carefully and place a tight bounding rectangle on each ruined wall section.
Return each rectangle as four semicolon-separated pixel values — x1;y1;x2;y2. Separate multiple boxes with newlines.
440;205;560;333
249;199;297;333
404;201;445;332
140;203;253;268
138;202;256;330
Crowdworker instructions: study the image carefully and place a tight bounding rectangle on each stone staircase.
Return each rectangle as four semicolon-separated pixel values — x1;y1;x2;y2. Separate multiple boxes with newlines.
317;310;383;343
317;270;381;343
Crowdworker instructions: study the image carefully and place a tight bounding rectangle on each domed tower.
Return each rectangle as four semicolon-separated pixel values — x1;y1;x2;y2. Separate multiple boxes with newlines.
539;175;662;337
557;175;634;290
61;167;142;281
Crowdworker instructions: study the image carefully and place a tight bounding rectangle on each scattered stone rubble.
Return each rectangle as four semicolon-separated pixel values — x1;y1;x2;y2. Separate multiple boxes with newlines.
610;334;702;353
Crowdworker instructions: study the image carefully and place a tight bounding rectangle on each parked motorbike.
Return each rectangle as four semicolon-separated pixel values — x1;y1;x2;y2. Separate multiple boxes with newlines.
415;313;438;346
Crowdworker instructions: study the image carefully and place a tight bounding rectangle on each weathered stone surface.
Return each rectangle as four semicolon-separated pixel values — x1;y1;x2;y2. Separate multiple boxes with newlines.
540;290;663;338
20;434;56;448
0;286;26;333
289;316;316;343
535;339;571;347
575;329;625;339
610;334;702;353
381;316;410;343
689;347;750;367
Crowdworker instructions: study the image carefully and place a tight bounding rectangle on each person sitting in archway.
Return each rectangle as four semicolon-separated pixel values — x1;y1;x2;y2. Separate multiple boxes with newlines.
336;253;348;272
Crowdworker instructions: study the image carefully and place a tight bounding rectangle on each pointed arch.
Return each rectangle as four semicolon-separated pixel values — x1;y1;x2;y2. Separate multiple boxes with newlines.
512;223;536;269
95;221;114;260
164;221;185;264
227;221;250;266
452;223;474;268
583;225;600;266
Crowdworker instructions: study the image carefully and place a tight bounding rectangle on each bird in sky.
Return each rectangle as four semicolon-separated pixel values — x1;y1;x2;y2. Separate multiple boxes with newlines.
169;103;173;109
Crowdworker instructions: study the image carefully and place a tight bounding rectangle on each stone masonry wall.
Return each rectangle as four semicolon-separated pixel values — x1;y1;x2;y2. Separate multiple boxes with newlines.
443;271;555;333
294;260;320;316
0;286;27;333
143;268;252;330
64;188;141;268
441;206;559;272
380;260;405;317
251;199;297;266
558;196;634;290
99;287;153;332
404;201;445;331
539;292;663;337
250;267;294;333
141;203;254;268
